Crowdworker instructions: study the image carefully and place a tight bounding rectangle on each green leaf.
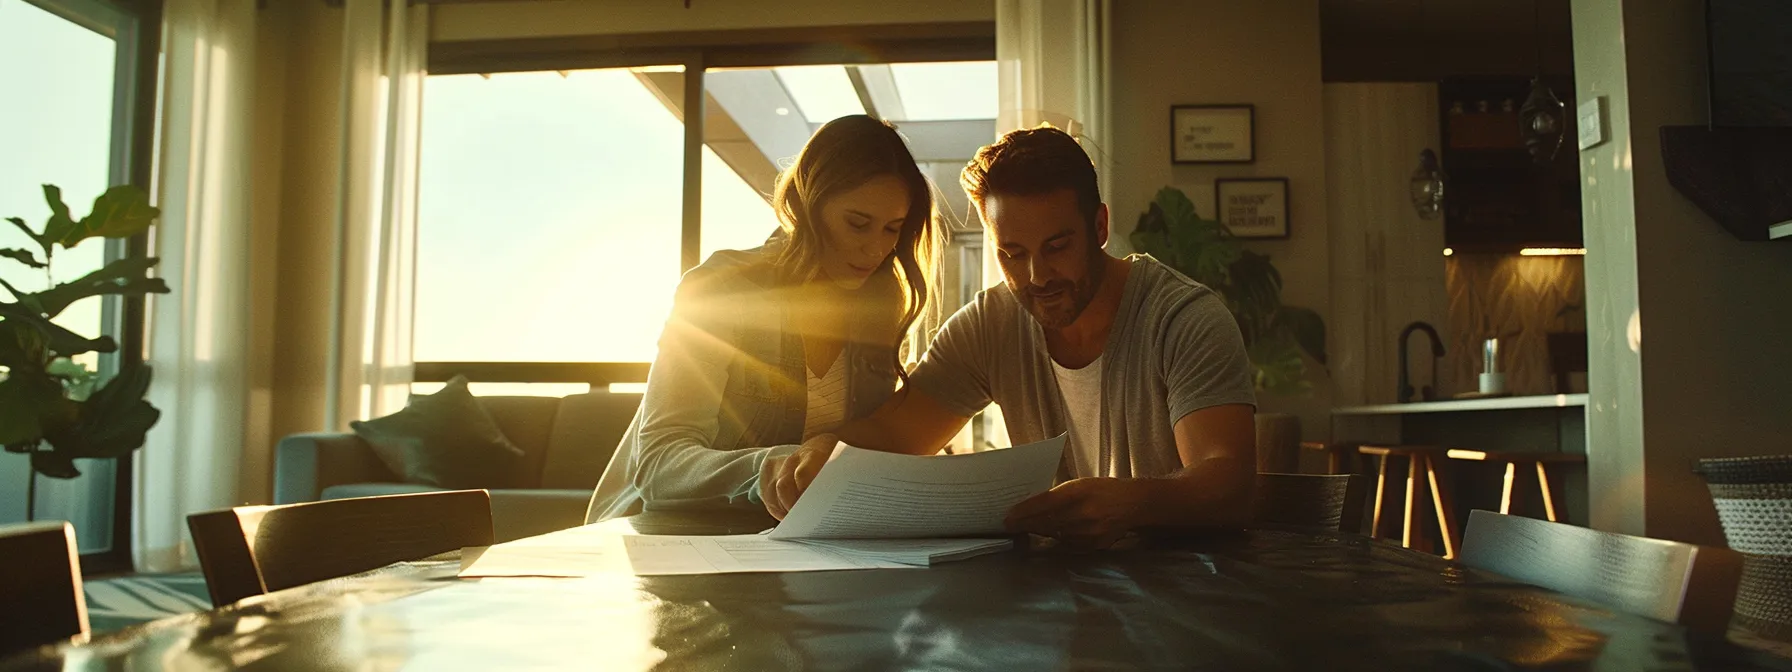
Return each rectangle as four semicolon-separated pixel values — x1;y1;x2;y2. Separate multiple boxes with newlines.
5;216;43;248
0;301;118;357
1129;203;1173;259
31;451;81;479
38;362;159;472
0;321;46;370
41;185;77;248
1224;251;1283;333
1249;335;1310;397
1153;187;1202;230
31;256;169;319
54;186;160;248
1147;188;1239;288
0;372;75;448
1276;305;1328;367
0;248;44;269
0;377;45;446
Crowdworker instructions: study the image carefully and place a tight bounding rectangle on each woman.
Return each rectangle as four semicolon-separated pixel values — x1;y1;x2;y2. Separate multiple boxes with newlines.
586;115;942;522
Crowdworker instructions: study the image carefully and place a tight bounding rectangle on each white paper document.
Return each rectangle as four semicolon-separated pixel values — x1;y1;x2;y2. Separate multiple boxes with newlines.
458;436;1063;578
461;533;1014;578
768;434;1067;540
459;524;629;578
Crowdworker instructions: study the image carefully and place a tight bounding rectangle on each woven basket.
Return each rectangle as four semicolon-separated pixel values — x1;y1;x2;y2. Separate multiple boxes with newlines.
1696;455;1792;641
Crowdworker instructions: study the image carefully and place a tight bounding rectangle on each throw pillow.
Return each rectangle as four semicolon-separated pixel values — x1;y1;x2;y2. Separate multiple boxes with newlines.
350;376;525;489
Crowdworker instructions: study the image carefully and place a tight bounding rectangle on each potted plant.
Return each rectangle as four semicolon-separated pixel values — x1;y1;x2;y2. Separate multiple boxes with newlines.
1;185;168;514
1129;187;1327;395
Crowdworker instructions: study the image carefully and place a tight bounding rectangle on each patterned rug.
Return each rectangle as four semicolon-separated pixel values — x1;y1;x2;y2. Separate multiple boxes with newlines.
83;573;213;633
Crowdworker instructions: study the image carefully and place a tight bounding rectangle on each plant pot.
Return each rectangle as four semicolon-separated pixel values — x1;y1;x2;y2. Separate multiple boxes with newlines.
1695;455;1792;642
1254;413;1301;475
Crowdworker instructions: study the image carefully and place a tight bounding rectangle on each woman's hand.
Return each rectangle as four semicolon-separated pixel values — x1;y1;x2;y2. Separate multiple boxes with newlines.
761;433;843;520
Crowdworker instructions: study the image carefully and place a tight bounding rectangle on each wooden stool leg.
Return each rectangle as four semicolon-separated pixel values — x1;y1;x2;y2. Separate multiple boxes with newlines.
1403;455;1422;550
1327;450;1344;476
1371;454;1389;539
1536;462;1560;522
1499;462;1517;515
1424;455;1461;560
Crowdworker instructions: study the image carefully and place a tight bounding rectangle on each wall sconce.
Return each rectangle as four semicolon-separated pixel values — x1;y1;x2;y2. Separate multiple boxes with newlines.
1410;149;1446;220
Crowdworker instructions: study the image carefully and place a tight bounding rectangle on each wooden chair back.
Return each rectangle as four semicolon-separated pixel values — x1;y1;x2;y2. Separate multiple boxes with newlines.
1250;473;1368;533
0;522;88;653
1460;510;1743;633
188;490;493;606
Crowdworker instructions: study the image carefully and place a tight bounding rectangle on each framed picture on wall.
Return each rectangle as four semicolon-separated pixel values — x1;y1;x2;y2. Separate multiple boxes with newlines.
1215;178;1289;239
1171;104;1255;163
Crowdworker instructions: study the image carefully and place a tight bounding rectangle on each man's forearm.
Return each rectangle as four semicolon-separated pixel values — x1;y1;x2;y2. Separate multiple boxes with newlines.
1130;455;1254;529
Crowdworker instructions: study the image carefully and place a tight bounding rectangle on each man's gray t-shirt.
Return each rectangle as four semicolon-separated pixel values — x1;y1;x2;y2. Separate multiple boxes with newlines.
909;254;1256;479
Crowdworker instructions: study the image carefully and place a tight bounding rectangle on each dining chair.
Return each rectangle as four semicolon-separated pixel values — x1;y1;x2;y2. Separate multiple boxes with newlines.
0;521;88;654
188;489;494;607
1459;510;1744;634
1250;473;1369;533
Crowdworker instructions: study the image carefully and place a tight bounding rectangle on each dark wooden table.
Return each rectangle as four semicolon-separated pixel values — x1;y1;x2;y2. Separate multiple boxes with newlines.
6;515;1789;671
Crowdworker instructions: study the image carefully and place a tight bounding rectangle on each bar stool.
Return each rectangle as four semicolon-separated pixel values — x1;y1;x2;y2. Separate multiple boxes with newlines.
1358;445;1461;559
1445;449;1587;522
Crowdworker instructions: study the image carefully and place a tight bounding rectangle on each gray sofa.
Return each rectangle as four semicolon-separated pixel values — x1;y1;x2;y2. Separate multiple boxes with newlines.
274;392;641;542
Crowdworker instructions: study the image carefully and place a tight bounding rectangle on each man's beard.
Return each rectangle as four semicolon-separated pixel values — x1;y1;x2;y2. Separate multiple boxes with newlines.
1014;252;1105;329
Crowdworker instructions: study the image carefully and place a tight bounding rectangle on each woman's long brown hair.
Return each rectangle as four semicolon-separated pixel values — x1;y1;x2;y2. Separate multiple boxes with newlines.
768;115;942;380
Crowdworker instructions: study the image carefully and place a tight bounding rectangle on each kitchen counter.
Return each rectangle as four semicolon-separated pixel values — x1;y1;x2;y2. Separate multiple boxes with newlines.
1333;394;1588;416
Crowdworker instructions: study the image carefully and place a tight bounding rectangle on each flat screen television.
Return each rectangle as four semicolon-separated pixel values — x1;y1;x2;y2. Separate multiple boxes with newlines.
1708;0;1792;127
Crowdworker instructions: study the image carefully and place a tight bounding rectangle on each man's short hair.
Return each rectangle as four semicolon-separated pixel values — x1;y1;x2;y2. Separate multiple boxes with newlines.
960;124;1101;231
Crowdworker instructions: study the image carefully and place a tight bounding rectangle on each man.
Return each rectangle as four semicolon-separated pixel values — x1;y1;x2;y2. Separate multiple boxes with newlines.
762;125;1257;548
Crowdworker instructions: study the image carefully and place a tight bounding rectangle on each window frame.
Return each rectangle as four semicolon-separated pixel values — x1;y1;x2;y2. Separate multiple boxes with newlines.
412;24;993;387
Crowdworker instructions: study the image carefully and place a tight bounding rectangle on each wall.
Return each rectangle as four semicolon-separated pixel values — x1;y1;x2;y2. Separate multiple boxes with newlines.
1572;0;1792;544
431;0;994;42
1108;0;1332;439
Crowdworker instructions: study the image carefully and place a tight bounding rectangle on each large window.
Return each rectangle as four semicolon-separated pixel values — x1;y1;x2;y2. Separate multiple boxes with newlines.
0;0;148;560
413;35;996;395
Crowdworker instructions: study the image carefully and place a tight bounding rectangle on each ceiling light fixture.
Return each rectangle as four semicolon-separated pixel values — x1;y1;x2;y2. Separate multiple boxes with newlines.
1520;0;1566;164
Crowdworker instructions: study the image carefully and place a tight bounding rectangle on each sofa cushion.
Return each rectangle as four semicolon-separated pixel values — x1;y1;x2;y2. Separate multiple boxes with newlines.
350;376;526;490
542;392;643;490
478;396;563;488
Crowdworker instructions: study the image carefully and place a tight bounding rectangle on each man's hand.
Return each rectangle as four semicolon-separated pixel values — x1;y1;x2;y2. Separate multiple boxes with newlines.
1004;478;1149;549
760;433;841;520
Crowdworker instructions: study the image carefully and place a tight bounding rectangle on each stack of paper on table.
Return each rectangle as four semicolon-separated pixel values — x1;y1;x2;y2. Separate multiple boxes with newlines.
459;435;1066;577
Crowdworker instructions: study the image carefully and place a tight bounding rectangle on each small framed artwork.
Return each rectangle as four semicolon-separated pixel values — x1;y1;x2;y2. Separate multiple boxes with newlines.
1171;104;1255;163
1215;178;1290;239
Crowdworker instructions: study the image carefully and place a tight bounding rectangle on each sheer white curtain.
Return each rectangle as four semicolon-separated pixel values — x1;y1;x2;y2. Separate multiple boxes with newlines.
134;0;256;572
976;0;1113;450
326;0;428;429
994;0;1113;205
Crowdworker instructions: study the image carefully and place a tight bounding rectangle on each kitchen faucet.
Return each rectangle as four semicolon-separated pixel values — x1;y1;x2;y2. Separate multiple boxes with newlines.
1398;321;1446;403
